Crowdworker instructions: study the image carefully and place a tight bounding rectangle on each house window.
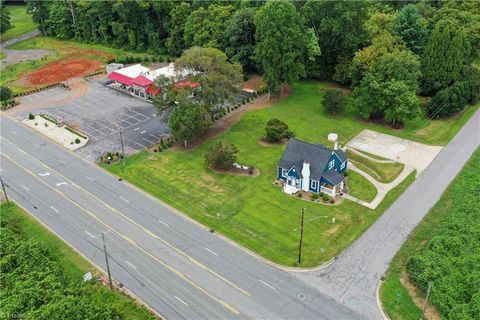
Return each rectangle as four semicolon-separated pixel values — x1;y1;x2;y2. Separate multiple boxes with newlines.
281;168;287;177
311;180;317;190
329;160;335;170
341;162;345;170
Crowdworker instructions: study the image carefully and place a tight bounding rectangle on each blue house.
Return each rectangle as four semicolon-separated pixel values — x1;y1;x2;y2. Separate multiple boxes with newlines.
277;138;348;196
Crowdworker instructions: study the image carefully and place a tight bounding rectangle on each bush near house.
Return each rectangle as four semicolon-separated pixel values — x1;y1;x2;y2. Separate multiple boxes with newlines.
322;88;346;115
265;118;294;143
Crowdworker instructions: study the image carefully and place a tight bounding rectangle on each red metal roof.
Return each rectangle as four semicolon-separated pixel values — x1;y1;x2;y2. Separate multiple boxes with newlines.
132;75;153;87
108;71;133;86
175;80;200;89
146;85;161;95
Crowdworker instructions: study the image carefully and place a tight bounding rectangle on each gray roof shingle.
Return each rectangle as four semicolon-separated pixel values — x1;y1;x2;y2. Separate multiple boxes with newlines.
278;138;333;180
321;170;345;186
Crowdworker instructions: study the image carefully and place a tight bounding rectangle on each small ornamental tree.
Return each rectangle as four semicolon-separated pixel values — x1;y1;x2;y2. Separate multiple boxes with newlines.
0;86;12;102
265;119;294;143
322;88;346;115
205;141;238;170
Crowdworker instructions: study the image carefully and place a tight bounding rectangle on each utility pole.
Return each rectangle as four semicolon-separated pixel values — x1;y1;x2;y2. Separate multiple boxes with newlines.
0;176;9;203
101;232;113;290
420;281;433;320
298;208;305;264
119;128;126;167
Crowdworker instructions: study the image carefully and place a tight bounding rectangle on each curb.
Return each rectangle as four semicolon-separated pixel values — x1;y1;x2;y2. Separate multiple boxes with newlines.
377;277;390;320
7;198;164;320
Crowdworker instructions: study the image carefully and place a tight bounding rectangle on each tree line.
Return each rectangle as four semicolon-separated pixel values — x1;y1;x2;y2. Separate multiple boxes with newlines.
25;0;479;126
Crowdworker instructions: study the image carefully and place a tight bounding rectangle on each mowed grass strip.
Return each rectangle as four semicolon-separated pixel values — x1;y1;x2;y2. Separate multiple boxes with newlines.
347;171;377;203
346;149;405;183
381;148;480;319
0;4;37;43
107;81;419;267
0;202;157;320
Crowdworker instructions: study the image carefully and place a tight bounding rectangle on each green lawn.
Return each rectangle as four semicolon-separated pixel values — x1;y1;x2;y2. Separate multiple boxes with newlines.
346;171;377;202
380;147;480;319
1;36;154;94
0;4;37;43
0;202;156;319
346;149;405;183
106;81;422;267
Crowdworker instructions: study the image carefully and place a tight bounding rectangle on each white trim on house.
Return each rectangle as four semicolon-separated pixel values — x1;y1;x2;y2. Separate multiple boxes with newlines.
281;168;287;178
321;186;335;197
341;161;346;170
311;180;318;190
328;160;335;170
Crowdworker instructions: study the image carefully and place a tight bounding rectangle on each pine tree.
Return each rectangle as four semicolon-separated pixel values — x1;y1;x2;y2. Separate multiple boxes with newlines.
421;20;470;95
391;4;428;54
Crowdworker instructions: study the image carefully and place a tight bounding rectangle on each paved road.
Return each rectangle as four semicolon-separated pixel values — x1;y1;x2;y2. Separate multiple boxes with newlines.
297;109;480;318
0;114;360;319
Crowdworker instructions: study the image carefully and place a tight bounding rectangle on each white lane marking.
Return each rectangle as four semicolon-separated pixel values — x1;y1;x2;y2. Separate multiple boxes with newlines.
258;279;277;291
134;127;139;131
84;230;96;238
204;247;218;256
119;196;130;203
10;131;17;135
157;219;170;227
38;172;50;176
86;176;94;181
125;260;137;270
21;184;29;191
56;182;68;186
50;206;59;213
140;130;146;134
174;296;189;307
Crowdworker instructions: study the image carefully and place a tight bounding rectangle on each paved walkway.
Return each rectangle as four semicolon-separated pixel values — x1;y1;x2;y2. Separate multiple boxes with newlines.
0;30;48;70
296;109;480;319
344;162;415;209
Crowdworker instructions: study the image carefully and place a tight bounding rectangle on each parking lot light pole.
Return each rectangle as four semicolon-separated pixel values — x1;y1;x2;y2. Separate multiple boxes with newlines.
118;126;126;167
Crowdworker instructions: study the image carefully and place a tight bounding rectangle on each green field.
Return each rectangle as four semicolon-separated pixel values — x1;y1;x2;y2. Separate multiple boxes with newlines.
106;81;424;267
347;171;377;202
0;202;156;319
380;147;480;320
0;5;37;43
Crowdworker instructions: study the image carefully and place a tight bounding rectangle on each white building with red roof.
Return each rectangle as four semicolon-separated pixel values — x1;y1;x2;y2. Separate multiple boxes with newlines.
107;63;200;101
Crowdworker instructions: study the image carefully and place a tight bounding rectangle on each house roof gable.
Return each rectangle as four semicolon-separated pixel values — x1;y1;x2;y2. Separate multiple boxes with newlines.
321;170;345;186
278;138;334;180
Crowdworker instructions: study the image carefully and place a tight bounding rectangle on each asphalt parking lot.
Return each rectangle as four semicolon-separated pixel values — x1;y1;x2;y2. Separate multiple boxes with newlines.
13;79;169;160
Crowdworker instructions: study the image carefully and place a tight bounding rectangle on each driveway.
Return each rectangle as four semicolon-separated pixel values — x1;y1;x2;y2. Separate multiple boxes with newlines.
7;78;169;160
0;30;49;70
347;129;443;174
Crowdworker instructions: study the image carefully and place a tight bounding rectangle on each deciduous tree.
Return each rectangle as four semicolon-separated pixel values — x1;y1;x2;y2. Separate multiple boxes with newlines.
322;88;346;115
265;119;293;143
205;141;239;170
255;0;305;94
168;102;212;147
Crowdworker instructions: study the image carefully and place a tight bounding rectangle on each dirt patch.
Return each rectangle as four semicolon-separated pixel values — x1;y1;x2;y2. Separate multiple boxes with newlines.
258;138;287;147
15;58;102;88
399;271;441;320
174;85;292;151
326;225;340;236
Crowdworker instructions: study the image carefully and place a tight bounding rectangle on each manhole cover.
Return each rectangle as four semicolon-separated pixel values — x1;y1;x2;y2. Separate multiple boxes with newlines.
297;293;306;301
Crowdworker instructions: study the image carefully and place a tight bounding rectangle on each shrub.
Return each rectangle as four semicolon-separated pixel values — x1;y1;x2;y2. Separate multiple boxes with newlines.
205;141;239;170
44;123;48;127
329;198;335;204
321;193;330;202
297;193;303;198
75;138;81;144
28;113;35;120
322;88;346;115
0;86;12;102
265;118;294;143
311;193;319;200
427;81;470;117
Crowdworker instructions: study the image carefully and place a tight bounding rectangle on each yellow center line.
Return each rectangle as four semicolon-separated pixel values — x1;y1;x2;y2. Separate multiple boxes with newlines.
1;136;251;297
2;153;240;316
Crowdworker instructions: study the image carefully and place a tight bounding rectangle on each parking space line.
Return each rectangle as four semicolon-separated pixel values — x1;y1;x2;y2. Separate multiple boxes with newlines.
133;141;148;148
142;137;156;144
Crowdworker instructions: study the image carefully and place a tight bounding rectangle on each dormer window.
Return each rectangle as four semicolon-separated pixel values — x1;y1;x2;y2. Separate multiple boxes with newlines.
281;168;287;177
329;160;335;170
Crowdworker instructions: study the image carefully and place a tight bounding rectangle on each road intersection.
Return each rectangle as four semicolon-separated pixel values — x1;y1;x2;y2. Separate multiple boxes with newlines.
1;109;478;319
